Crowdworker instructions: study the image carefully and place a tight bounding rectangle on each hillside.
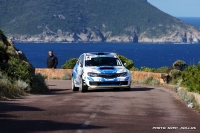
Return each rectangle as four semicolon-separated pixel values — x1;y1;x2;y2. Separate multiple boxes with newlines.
0;0;200;43
0;30;49;99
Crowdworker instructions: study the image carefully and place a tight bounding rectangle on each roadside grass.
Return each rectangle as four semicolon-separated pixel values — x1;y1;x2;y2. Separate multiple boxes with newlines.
163;84;200;109
61;73;71;80
132;76;200;109
0;77;26;100
0;71;49;100
133;76;160;86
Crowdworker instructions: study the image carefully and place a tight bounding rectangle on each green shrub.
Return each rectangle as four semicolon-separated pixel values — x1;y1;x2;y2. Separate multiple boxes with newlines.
49;76;58;80
0;78;11;89
0;30;9;45
136;76;160;86
116;53;134;70
150;79;160;86
40;73;48;79
169;69;182;79
62;58;78;69
173;86;179;92
130;66;138;71
14;80;30;91
184;94;195;103
0;80;11;99
178;89;187;101
181;63;200;93
177;88;199;108
62;73;71;80
0;71;24;99
173;60;187;71
6;57;32;83
6;46;17;57
156;66;170;73
0;42;7;62
30;73;49;94
140;66;156;72
177;79;183;87
137;79;146;84
144;76;153;84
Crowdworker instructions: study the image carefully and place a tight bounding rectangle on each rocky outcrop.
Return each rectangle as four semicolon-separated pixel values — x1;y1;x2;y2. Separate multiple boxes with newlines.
8;22;200;44
138;22;200;43
0;31;34;72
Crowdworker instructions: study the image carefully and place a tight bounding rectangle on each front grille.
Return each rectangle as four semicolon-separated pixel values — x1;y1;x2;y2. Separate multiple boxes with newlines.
98;74;119;78
89;81;128;86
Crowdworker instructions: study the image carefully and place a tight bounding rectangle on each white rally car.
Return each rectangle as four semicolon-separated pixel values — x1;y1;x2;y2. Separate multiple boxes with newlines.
71;52;132;92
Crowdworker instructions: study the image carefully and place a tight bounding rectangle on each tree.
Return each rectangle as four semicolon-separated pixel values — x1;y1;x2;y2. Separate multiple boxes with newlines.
173;60;187;71
62;58;78;69
116;53;134;70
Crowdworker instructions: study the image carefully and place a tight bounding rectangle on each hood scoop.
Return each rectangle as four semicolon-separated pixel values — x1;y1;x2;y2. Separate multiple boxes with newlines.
99;67;115;70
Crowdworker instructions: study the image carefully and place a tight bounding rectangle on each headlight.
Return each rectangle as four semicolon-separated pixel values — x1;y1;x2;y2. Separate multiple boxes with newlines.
87;72;98;77
119;72;128;77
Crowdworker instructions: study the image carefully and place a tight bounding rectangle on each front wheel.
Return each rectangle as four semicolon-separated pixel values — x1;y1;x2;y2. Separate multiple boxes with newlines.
72;77;79;91
80;79;88;93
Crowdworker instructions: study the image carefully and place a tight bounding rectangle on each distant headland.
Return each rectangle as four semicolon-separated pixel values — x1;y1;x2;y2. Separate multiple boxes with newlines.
0;0;200;44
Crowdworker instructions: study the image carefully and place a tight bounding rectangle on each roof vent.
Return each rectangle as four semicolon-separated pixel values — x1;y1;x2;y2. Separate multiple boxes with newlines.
97;52;105;55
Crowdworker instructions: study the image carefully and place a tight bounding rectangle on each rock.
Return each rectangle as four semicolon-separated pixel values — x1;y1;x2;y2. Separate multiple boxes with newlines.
97;30;106;42
73;33;82;42
0;32;35;73
187;102;193;108
132;32;138;43
182;32;187;43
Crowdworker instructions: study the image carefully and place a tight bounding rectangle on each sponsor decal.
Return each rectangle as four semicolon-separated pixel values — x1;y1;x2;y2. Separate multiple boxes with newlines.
87;77;94;81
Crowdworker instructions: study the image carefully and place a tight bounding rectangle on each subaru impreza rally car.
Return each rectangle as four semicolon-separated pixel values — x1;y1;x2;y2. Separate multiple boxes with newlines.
71;52;132;92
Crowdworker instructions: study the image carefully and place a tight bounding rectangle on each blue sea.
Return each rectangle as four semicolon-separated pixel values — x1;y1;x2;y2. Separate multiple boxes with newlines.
178;17;200;27
15;43;200;69
15;17;200;69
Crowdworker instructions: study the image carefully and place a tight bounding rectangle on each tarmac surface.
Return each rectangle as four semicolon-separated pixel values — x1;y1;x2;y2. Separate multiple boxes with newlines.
0;80;200;133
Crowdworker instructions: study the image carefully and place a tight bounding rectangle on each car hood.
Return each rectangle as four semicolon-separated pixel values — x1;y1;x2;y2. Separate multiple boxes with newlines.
83;66;128;74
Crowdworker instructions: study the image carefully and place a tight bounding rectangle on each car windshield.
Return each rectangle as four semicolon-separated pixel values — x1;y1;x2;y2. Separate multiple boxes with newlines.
85;57;122;67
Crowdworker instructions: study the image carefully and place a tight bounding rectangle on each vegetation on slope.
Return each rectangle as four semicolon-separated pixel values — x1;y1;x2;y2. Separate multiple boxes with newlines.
0;0;188;38
0;30;48;100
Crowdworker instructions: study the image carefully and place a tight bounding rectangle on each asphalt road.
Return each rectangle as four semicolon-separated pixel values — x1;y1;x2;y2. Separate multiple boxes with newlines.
0;80;200;133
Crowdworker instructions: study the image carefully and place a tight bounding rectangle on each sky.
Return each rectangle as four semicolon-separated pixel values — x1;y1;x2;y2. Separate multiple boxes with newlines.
147;0;200;17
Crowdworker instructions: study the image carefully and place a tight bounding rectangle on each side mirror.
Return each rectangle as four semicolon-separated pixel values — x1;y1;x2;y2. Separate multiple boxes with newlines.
124;63;126;66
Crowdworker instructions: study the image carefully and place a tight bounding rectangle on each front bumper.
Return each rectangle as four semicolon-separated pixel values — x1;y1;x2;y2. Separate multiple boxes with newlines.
84;76;131;89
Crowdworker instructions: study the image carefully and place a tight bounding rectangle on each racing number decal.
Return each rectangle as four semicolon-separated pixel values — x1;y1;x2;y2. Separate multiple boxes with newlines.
86;56;91;60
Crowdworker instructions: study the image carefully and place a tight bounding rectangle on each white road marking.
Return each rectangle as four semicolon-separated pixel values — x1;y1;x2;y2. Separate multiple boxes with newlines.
96;107;101;112
90;113;97;119
76;130;83;133
82;120;91;127
76;99;106;133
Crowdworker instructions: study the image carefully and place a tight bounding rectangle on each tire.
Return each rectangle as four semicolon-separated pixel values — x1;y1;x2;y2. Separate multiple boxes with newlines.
72;77;79;91
124;87;130;91
80;79;88;93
